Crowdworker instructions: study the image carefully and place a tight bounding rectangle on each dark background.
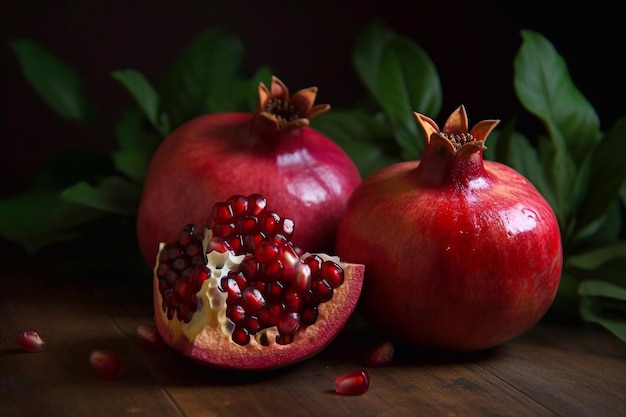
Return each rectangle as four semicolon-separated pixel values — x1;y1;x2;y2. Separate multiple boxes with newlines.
1;0;624;260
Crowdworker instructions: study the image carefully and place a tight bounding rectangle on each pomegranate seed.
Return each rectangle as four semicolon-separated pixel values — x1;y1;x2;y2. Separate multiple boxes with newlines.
280;218;294;236
283;287;302;312
239;215;258;232
255;241;279;263
261;211;279;232
232;327;250;346
17;330;45;353
277;312;300;336
136;324;165;350
221;276;243;299
213;202;233;221
207;237;233;253
303;254;322;273
266;281;285;300
293;262;312;291
242;287;266;312
301;306;318;325
363;341;394;367
227;304;247;324
322;260;344;288
89;350;124;380
334;369;370;395
311;279;333;302
246;194;267;215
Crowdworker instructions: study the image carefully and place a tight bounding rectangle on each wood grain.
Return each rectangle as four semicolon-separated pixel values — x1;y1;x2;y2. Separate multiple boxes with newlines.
1;270;624;417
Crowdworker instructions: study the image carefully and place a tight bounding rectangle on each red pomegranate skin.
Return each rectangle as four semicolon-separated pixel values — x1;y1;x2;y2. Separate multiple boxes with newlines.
137;78;361;266
335;106;562;352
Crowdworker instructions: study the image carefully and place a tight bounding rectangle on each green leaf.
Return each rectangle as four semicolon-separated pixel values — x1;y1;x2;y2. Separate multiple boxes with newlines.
579;281;626;342
158;29;247;127
111;151;148;185
0;191;106;254
579;279;626;301
489;127;558;218
580;306;626;342
566;252;626;290
112;69;170;136
352;21;442;159
352;20;396;103
9;39;95;124
483;117;512;163
535;134;576;227
240;66;273;113
376;36;442;121
313;110;391;145
313;110;398;178
566;241;626;271
61;176;142;217
514;30;600;165
574;117;626;232
113;107;162;183
570;200;623;247
548;270;582;321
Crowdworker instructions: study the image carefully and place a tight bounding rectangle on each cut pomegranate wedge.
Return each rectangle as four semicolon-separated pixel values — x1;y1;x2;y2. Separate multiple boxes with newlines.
152;194;365;371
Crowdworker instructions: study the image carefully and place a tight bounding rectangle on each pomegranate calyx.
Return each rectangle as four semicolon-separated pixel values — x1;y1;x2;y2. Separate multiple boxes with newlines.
256;75;330;131
414;105;499;155
413;105;501;187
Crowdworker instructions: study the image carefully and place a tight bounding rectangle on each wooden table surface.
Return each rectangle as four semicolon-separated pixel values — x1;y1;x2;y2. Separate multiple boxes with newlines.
2;265;625;417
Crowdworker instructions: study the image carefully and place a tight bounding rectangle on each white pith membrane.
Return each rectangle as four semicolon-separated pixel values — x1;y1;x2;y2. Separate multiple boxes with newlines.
153;227;362;369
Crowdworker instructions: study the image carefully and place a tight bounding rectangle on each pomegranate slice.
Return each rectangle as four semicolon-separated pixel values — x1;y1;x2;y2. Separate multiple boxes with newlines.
153;194;365;370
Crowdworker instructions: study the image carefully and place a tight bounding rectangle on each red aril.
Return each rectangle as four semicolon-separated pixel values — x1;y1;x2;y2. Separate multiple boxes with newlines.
17;330;45;353
137;76;361;267
89;350;124;380
334;369;370;395
335;106;562;352
136;324;165;350
153;194;365;370
363;341;394;367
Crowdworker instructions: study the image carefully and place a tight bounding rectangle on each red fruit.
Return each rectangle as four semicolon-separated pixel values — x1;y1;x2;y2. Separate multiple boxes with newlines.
334;369;370;395
363;341;394;367
136;324;165;350
335;106;562;352
89;350;124;380
137;76;361;266
153;194;365;370
17;330;45;353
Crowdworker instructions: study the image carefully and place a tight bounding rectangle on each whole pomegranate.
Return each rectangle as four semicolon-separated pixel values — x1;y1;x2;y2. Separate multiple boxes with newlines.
137;76;361;267
153;194;364;370
335;106;562;352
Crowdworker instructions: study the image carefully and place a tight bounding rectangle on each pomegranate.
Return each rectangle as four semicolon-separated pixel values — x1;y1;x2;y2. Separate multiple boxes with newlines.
335;106;562;352
153;194;364;370
137;76;362;267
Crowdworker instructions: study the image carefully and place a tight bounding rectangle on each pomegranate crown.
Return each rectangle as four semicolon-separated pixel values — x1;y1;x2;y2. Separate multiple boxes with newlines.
256;76;330;130
414;105;500;156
